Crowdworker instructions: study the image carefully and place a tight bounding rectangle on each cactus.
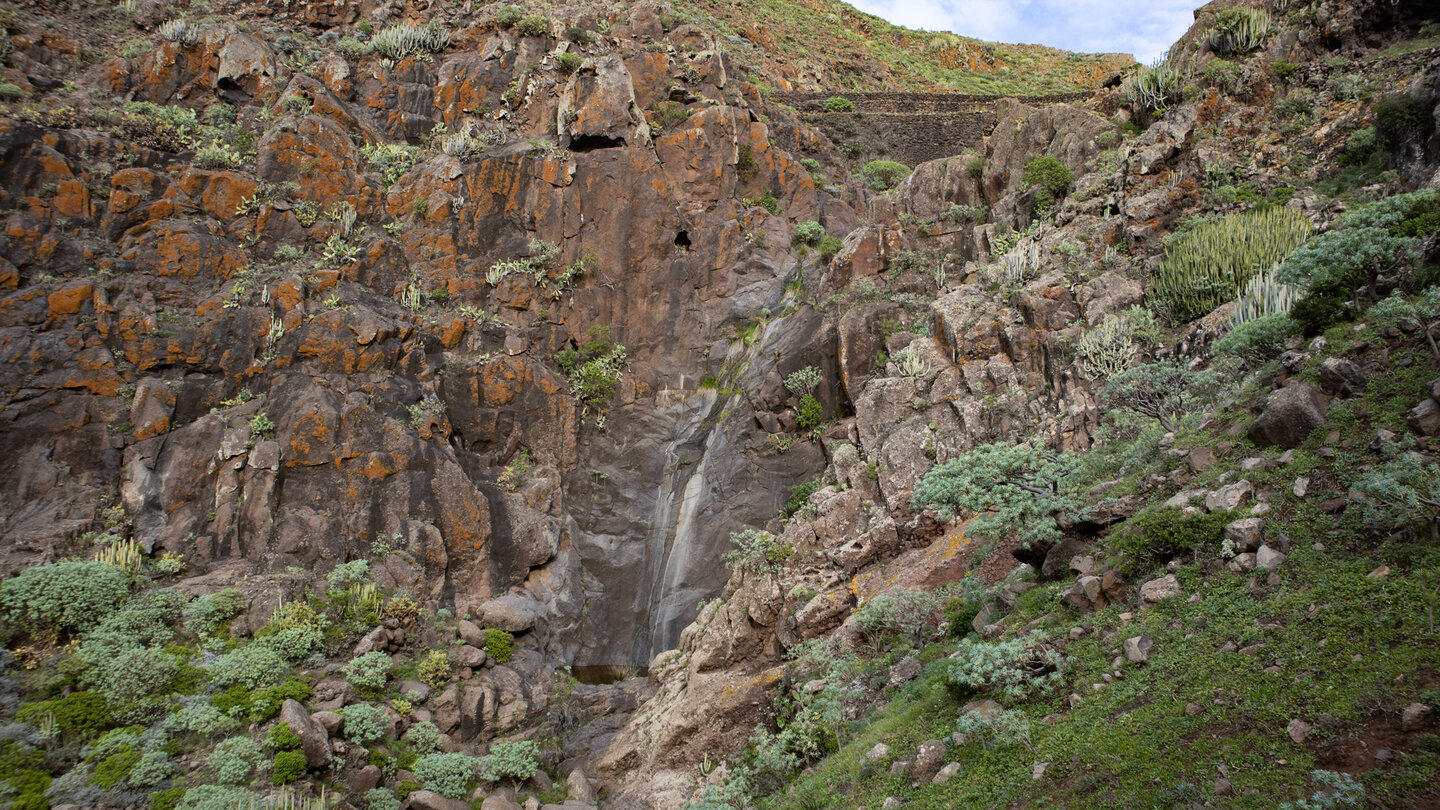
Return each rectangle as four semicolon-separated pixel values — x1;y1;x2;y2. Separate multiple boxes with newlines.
1234;267;1301;325
1209;8;1273;55
369;22;451;60
92;539;143;573
1124;51;1185;114
1148;206;1311;323
1076;317;1138;380
892;344;932;379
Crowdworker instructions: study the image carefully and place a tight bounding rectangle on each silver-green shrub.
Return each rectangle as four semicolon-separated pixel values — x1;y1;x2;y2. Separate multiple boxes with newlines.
342;703;388;745
947;631;1068;704
209;736;262;785
0;560;131;634
411;752;480;798
343;651;392;692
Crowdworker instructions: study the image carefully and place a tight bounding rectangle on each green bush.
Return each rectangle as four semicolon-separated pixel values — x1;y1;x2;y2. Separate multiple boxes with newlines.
477;740;540;783
556;51;583;75
1111;507;1232;577
823;97;854;113
1101;360;1220;434
818;236;843;262
343;651;391;693
411;752;480;799
0;560;132;634
484;628;513;664
265;722;302;751
795;393;823;430
722;529;793;577
9;768;51;810
327;559;370;590
850;588;941;644
784;477;823;517
271;749;307;785
248;678;312;723
365;788;402;810
76;638;181;723
92;745;141;789
1278;191;1438;334
1148;206;1312;323
513;14;549;37
18;691;114;737
402;721;442;754
495;6;522;26
1202;58;1243;93
861;160;911;191
1212;313;1299;367
947;630;1068;704
209;736;262;785
1020;155;1073;215
176;784;252;810
343;703;389;745
182;588;244;633
793;220;825;245
211;645;287;690
151;786;187;810
913;442;1078;548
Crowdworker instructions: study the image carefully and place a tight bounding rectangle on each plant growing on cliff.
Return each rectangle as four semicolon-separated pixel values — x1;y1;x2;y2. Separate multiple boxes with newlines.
784;366;823;396
1123;51;1185;115
723;529;793;578
476;740;539;783
0;560;131;635
947;630;1068;704
824;97;854;113
1101;360;1220;433
497;449;533;491
1208;7;1273;55
484;628;513;663
1020;155;1074;217
369;22;451;60
1148;206;1312;323
556;327;628;410
912;442;1079;548
417;649;451;687
861;160;911;191
411;752;479;799
851;588;942;645
362;142;421;187
343;651;392;694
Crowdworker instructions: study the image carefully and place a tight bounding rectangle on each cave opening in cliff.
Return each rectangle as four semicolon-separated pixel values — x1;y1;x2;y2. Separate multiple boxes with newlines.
568;134;627;152
673;230;690;247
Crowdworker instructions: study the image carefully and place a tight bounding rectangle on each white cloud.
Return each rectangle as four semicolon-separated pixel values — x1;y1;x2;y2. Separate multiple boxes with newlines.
847;0;1198;63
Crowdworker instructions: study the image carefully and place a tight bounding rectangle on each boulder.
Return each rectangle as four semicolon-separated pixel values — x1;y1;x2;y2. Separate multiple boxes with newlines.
567;768;597;803
1318;357;1367;397
1223;518;1266;553
932;762;962;785
480;595;536;633
1255;545;1287;571
1140;575;1182;603
1248;384;1327;449
1205;480;1254;512
406;791;473;810
352;764;382;794
1408;398;1440;436
912;739;947;785
312;711;344;736
279;699;331;768
1187;448;1217;473
865;742;891;761
1123;636;1153;664
458;619;486;647
456;644;489;668
1401;702;1435;732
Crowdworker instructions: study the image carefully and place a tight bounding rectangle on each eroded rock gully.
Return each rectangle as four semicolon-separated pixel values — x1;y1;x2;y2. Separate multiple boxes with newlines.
0;3;1159;805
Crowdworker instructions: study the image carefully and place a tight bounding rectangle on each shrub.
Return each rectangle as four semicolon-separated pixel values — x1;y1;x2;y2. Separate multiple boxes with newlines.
495;6;522;26
176;784;252;810
1202;58;1243;93
1212;313;1299;367
1020;155;1073;215
513;14;549;37
1111;507;1232;576
151;786;187;810
1233;268;1302;325
913;442;1078;548
795;394;823;429
476;740;540;783
0;560;131;634
271;749;307;785
956;708;1033;750
193;140;244;170
483;629;513;665
209;735;262;785
211;645;287;690
242;678;311;724
365;788;402;810
343;703;389;745
76;638;180;723
556;51;583;74
256;624;324;663
343;651;392;693
947;631;1068;704
819;236;843;262
328;559;370;590
861;160;911;191
411;752;479;799
1149;206;1312;323
418;649;452;687
851;588;941;644
793;221;825;245
92;744;141;789
784;478;823;517
18;691;113;737
402;721;441;754
722;529;793;577
1278;190;1437;334
362;143;422;187
265;722;302;751
1101;360;1220;433
823;97;853;113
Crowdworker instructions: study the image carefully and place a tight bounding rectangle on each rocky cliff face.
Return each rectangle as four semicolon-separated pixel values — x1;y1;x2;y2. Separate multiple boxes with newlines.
4;0;1439;807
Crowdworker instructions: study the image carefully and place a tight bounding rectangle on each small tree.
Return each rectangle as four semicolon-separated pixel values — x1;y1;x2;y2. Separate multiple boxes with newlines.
1020;155;1073;215
1101;360;1220;434
862;160;912;191
723;529;793;578
912;442;1078;548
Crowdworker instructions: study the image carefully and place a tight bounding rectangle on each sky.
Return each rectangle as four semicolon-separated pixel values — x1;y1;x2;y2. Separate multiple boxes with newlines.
846;0;1201;64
